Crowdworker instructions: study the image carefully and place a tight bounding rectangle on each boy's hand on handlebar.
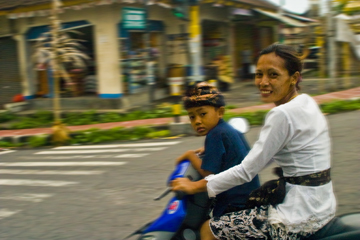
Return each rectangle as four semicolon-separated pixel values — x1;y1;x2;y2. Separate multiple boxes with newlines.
171;178;197;195
194;147;204;155
175;150;195;166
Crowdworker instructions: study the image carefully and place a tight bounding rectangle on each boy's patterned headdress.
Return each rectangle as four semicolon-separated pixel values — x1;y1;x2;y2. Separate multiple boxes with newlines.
182;82;225;109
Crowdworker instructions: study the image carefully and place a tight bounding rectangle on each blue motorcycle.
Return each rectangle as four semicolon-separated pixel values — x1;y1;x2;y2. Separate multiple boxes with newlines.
125;118;360;240
126;159;210;240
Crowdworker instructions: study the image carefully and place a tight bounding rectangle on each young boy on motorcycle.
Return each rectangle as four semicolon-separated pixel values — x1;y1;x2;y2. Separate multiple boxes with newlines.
175;82;260;217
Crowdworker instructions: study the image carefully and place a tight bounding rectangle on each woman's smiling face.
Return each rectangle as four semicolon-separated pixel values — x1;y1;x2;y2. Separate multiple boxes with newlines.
255;52;299;106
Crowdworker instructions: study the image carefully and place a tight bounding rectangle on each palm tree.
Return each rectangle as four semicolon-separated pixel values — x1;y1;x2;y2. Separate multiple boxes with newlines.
33;0;89;145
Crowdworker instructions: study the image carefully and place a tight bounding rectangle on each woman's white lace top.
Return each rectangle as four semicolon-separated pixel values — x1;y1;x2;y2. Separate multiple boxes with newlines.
205;94;336;234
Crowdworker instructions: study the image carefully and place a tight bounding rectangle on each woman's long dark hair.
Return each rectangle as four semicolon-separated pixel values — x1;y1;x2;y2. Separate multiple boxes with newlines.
256;44;303;90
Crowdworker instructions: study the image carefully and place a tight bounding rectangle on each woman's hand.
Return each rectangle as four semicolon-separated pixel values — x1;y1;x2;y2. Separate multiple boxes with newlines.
171;178;208;195
171;178;197;195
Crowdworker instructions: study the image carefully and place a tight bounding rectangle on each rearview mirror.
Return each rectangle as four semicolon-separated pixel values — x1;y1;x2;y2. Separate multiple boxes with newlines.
228;118;250;134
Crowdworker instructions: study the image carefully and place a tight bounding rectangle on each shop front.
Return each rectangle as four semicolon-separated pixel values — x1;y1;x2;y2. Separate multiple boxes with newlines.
0;36;22;109
202;20;229;65
201;19;234;90
230;8;258;81
119;7;165;94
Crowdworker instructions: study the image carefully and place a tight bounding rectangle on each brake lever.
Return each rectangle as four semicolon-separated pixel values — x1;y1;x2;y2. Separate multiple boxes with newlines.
153;187;172;201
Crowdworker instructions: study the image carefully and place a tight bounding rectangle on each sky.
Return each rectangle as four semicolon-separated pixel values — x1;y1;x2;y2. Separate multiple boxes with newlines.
266;0;310;14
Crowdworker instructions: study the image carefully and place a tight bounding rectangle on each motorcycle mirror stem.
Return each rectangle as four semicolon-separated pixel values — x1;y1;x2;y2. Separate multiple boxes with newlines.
153;187;186;201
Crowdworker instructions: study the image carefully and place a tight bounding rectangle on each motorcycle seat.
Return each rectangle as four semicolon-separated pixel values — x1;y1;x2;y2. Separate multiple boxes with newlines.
306;213;360;240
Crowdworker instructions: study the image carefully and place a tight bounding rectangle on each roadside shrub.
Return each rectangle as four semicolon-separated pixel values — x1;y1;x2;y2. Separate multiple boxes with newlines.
130;126;154;138
68;126;161;145
10;117;45;129
9;110;54;129
224;110;269;126
320;99;360;114
146;130;171;139
140;110;165;119
122;110;146;121
2;99;360;131
98;112;123;123
0;141;13;147
64;110;98;125
0;141;22;148
32;110;53;122
28;135;48;147
225;105;237;110
155;103;174;116
68;128;100;144
0;112;16;123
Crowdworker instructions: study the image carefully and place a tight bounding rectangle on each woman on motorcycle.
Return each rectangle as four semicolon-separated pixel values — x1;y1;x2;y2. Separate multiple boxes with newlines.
172;44;336;240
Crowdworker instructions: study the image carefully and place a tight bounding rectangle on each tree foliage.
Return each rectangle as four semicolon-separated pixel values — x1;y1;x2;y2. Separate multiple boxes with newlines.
32;0;89;87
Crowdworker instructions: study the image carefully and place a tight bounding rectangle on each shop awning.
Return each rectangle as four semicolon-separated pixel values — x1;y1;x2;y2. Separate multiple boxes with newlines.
253;8;307;27
26;20;92;40
284;13;318;23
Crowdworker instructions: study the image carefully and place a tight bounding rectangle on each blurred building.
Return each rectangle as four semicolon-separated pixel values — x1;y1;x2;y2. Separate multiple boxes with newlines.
0;0;309;110
304;0;360;79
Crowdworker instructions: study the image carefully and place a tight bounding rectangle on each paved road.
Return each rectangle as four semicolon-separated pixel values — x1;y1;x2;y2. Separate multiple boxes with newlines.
0;111;359;240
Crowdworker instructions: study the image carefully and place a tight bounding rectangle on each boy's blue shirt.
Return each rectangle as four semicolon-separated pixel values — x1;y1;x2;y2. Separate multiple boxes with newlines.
202;118;260;217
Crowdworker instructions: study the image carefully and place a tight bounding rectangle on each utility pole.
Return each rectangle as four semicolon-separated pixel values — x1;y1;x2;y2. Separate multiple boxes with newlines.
145;0;155;103
50;0;70;144
51;0;61;123
171;0;202;84
278;0;286;43
327;0;337;89
189;4;203;83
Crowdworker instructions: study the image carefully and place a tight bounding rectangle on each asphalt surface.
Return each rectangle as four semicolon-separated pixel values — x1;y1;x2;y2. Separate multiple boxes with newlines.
0;111;359;240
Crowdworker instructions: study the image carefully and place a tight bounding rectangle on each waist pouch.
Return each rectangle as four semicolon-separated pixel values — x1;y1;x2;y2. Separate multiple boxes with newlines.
245;168;331;209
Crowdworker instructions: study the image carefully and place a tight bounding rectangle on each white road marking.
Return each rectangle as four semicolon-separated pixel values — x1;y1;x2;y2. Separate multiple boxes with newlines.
114;153;149;158
0;169;105;175
0;209;21;220
19;155;112;160
0;179;78;187
35;147;166;155
0;150;16;155
0;162;127;167
0;193;53;202
53;141;181;149
133;148;166;152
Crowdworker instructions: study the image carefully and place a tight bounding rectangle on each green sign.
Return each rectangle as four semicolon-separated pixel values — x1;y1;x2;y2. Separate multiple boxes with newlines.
122;7;146;29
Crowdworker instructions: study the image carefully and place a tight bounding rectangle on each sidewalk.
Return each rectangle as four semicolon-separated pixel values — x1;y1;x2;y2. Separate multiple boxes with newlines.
0;87;359;139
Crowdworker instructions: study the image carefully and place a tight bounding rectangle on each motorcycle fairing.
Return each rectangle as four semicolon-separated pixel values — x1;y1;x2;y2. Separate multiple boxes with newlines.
143;196;187;233
167;160;191;184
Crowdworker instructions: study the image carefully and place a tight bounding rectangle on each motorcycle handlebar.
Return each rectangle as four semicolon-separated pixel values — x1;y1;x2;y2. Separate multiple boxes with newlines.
153;188;186;201
153;187;171;201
